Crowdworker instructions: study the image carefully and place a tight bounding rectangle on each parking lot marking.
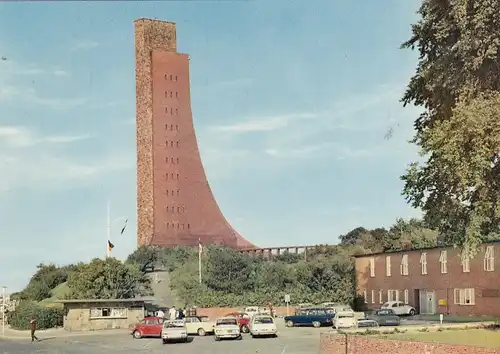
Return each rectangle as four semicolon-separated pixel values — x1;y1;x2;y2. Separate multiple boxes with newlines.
281;345;288;354
142;341;153;349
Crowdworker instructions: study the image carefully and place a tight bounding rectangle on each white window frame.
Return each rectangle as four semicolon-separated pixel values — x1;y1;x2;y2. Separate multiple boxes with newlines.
371;290;375;304
439;250;448;274
462;254;470;273
404;289;409;304
369;257;375;277
379;290;383;304
400;254;409;275
453;288;475;305
89;307;128;319
484;246;494;272
420;252;428;275
387;289;399;302
363;289;367;303
386;256;391;277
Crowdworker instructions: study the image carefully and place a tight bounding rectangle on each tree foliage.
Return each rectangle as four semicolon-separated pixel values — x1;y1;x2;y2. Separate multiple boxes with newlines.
7;301;63;330
401;0;500;253
66;257;152;299
136;218;439;308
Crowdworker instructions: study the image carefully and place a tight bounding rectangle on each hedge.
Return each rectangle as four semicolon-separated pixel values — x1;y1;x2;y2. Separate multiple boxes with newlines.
7;301;64;330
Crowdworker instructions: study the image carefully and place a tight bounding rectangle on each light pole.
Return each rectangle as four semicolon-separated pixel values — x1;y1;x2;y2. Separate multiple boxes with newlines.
1;286;6;337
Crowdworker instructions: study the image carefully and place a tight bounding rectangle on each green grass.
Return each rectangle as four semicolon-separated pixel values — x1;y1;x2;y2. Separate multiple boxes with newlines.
38;282;70;307
378;329;500;348
412;314;498;323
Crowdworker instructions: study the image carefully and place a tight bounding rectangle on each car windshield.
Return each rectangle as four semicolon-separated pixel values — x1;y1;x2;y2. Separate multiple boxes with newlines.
217;319;237;326
382;302;390;307
377;309;395;316
199;316;210;322
254;317;273;324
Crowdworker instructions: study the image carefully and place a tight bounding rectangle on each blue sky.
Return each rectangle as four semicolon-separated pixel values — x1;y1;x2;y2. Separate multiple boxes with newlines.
0;0;422;291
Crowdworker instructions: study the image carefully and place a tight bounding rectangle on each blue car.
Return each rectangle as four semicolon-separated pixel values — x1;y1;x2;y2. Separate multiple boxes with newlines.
284;308;334;328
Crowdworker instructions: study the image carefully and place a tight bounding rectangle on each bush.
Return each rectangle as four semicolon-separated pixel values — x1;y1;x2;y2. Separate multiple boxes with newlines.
8;301;64;330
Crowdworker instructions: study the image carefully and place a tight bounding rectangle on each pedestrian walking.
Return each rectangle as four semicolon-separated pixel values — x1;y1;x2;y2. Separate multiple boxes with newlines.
29;318;39;342
168;306;176;321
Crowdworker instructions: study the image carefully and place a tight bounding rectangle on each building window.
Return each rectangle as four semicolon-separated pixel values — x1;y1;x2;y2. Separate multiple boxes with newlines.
385;256;391;277
439;250;448;273
187;223;190;229
165;107;169;114
379;290;383;304
454;288;475;305
176;141;180;148
176;174;179;180
369;257;375;277
175;75;178;81
363;289;367;303
484;246;494;272
420;252;427;275
165;91;168;98
89;307;127;319
371;290;375;304
404;289;409;304
175;124;179;131
176;189;180;196
387;289;399;302
169;74;173;80
175;108;179;115
176;92;179;98
462;254;470;273
400;254;409;275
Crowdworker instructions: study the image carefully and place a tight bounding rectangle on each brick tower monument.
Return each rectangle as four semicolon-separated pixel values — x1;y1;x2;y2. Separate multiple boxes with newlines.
135;19;256;249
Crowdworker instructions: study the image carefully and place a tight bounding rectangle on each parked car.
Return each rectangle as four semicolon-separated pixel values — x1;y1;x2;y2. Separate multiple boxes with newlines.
131;316;163;339
214;317;242;341
333;311;356;329
324;304;353;314
226;312;250;333
243;306;260;318
249;315;278;338
284;308;334;328
365;309;401;326
184;315;215;336
381;301;416;316
161;320;189;344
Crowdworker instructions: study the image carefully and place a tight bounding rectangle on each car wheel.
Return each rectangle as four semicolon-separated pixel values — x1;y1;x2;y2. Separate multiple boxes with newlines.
237;335;242;340
197;328;206;336
312;321;321;328
251;334;255;339
273;334;278;338
162;339;167;344
240;325;249;333
133;330;142;339
214;336;221;341
286;320;294;327
409;309;416;316
184;337;188;343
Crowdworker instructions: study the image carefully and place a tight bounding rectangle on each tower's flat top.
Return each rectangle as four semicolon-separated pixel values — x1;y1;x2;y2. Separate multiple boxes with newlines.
134;18;176;25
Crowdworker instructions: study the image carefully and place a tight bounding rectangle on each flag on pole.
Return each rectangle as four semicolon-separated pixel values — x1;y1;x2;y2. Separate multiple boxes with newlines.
120;219;128;235
108;240;114;252
198;238;203;254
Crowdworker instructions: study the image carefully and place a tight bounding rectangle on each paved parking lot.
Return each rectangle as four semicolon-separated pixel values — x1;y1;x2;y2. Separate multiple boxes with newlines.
0;325;321;354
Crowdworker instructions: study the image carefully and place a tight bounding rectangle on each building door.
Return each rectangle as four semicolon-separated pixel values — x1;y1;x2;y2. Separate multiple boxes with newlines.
419;290;436;314
413;289;420;314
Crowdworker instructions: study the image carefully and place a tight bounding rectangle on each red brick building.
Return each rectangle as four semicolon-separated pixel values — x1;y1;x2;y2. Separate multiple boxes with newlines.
134;19;255;249
354;241;500;316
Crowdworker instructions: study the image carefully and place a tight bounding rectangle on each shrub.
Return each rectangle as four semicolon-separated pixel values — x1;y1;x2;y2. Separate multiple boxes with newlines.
7;301;64;330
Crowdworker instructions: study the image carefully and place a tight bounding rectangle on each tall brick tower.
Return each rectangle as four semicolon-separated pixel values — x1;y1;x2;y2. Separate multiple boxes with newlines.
134;19;256;249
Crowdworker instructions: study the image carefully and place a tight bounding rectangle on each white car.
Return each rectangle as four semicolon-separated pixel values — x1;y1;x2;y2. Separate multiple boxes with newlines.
161;320;188;344
214;317;242;341
243;306;260;318
333;311;356;329
381;301;416;316
249;315;278;338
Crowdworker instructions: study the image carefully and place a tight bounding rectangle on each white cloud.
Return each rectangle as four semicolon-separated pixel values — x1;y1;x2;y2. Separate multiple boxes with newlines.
210;112;317;133
0;125;92;148
71;40;99;51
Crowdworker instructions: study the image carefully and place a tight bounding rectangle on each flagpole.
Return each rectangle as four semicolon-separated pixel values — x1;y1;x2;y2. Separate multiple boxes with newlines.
106;200;111;258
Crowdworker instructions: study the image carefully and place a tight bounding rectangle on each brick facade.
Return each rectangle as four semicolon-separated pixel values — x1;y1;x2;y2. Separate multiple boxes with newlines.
355;242;500;316
134;19;255;249
319;332;500;354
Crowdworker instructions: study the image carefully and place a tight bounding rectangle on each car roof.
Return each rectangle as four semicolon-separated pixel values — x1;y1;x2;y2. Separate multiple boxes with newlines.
217;316;238;320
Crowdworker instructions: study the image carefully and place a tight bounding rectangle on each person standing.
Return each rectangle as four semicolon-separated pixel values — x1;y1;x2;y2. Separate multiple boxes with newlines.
168;306;176;321
29;318;39;342
156;309;165;319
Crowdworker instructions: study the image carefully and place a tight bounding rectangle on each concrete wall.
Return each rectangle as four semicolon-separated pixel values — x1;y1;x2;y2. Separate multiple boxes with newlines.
319;332;500;354
63;302;145;332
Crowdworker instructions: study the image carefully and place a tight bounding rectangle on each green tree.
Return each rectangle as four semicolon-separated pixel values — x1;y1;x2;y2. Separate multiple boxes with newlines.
67;257;152;299
204;247;254;293
401;0;500;253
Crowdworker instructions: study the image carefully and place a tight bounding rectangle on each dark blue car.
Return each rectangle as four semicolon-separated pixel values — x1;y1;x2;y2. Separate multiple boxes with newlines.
284;308;334;328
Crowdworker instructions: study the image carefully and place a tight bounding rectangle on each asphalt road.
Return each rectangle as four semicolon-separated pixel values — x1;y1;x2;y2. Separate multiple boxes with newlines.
0;325;321;354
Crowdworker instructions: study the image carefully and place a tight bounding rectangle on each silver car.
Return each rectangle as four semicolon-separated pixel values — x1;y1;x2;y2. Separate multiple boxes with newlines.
161;320;188;344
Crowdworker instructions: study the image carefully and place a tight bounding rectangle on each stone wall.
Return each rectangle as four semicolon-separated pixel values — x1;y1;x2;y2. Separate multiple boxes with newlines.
319;332;500;354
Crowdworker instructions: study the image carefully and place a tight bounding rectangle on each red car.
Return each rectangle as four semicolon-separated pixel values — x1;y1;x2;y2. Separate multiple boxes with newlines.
132;316;164;339
226;312;250;333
